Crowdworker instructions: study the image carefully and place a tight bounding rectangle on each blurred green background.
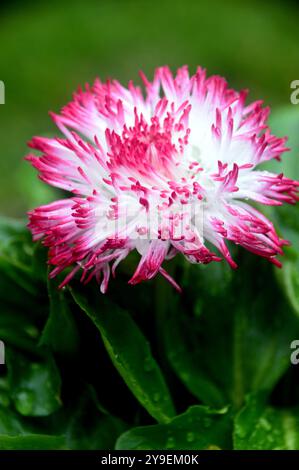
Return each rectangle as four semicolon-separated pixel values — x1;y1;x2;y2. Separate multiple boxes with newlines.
0;0;299;216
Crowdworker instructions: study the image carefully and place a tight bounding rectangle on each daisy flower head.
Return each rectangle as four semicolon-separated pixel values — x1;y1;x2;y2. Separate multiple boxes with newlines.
27;66;299;293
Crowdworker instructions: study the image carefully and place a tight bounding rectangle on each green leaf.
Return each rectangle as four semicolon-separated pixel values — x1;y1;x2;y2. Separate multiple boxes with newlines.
0;216;47;279
0;217;47;301
116;405;232;450
161;257;299;410
275;253;299;317
66;388;127;450
70;288;175;423
0;434;67;450
0;218;35;290
0;270;41;319
0;407;25;435
262;108;299;318
0;311;39;354
40;276;80;355
234;394;299;450
7;349;62;417
0;378;11;409
160;262;231;408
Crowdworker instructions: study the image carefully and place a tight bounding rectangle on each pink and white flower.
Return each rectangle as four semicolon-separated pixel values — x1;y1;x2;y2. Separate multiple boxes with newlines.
27;66;298;293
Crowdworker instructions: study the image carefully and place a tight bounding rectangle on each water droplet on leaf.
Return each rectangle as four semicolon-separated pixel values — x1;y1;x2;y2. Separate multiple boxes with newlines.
186;432;195;443
166;437;175;449
15;389;35;415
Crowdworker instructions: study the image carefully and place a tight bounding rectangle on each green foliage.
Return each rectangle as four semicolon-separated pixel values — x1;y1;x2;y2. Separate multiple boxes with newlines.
7;351;61;417
234;394;299;450
65;387;128;450
116;406;232;450
0;435;67;451
70;288;175;423
266;108;299;319
40;275;80;356
161;258;299;411
0;106;299;449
